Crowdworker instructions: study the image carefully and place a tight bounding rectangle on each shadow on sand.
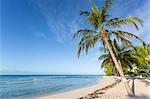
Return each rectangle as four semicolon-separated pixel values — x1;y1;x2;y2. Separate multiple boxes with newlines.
127;96;150;99
129;78;150;99
78;77;150;99
78;78;121;99
141;78;150;86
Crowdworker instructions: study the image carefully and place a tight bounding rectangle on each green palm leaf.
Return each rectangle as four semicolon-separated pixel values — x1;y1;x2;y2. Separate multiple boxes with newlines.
110;30;145;46
107;17;143;30
80;11;90;16
101;0;112;16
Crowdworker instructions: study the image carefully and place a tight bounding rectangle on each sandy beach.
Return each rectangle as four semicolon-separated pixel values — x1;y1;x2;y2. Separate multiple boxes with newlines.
37;76;150;99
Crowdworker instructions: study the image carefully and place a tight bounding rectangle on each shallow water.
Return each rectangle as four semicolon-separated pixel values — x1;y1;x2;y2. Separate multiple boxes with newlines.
0;75;101;99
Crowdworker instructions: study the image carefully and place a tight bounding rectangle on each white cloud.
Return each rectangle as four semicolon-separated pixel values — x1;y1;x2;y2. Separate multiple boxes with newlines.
0;69;41;75
111;0;150;45
35;32;50;40
127;0;150;44
33;0;81;43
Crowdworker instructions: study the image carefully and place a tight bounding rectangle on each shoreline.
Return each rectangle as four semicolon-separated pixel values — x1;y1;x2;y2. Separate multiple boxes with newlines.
32;76;102;98
37;76;150;99
37;76;120;99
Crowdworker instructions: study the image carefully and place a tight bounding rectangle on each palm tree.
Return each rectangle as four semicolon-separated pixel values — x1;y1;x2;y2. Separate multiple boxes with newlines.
73;0;144;96
99;39;135;76
99;52;120;76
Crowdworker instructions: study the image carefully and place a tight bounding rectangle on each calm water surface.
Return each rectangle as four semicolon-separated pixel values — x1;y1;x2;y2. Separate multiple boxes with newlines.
0;75;101;99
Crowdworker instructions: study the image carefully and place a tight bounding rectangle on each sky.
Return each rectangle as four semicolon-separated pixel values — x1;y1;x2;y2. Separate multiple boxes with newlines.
0;0;150;75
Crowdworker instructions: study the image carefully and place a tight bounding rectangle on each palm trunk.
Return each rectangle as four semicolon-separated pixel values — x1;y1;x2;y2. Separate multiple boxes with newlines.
111;40;123;76
104;38;134;96
118;60;124;74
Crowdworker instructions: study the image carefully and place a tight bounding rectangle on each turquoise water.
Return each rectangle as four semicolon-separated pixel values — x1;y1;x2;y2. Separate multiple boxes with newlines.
0;75;101;99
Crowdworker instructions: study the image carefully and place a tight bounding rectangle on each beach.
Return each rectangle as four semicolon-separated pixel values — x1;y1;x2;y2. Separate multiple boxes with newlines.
37;76;150;99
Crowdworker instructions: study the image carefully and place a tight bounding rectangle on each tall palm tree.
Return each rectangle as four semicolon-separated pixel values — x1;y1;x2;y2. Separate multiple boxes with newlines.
73;0;144;96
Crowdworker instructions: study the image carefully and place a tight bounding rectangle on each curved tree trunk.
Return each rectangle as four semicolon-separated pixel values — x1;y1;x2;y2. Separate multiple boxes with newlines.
104;38;134;96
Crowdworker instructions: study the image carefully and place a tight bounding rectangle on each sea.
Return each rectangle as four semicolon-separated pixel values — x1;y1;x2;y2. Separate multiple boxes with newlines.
0;75;102;99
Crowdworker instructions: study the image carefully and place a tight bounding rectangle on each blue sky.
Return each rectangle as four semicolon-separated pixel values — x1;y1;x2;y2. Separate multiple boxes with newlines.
1;0;150;75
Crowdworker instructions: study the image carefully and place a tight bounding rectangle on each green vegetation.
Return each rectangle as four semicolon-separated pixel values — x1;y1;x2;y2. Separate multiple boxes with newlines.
128;45;150;77
99;39;133;76
99;41;150;77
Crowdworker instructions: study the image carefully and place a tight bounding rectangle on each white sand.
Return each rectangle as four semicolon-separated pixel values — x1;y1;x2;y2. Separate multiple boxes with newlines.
37;76;150;99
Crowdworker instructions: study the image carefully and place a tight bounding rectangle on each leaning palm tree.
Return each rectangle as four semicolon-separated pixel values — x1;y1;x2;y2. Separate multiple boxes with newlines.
73;0;144;96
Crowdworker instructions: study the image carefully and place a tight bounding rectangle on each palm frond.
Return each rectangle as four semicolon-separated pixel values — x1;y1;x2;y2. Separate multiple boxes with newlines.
86;12;100;29
77;33;100;58
77;44;82;58
101;0;112;16
84;3;102;29
92;5;100;17
73;29;97;39
107;17;143;30
108;18;119;22
99;54;110;60
101;0;112;24
80;11;90;16
110;30;145;47
101;58;111;68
